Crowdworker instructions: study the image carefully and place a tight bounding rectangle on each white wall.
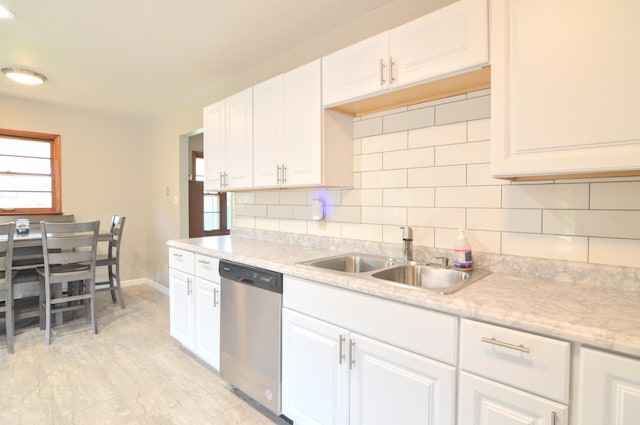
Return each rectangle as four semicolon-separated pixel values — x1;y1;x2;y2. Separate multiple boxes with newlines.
234;90;640;269
0;96;147;279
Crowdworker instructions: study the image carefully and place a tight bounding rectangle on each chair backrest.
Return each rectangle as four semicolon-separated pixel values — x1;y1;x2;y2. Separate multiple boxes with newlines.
40;221;100;281
108;215;126;260
0;222;16;290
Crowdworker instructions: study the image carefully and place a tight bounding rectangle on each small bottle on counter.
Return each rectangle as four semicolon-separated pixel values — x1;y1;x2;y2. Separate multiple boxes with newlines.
453;228;473;270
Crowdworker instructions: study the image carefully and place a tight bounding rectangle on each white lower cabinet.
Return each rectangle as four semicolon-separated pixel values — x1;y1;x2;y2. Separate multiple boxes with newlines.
576;347;640;425
459;319;570;425
282;276;457;425
169;248;221;370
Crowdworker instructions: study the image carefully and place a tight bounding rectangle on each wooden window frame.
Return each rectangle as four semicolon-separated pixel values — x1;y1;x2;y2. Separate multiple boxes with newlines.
0;128;62;215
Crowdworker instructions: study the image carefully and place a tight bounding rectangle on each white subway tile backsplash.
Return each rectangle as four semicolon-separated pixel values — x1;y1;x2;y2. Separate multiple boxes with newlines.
362;132;407;154
342;189;383;206
383;147;434;170
502;232;588;262
502;184;589;209
435;140;490;166
467;163;510;186
408;165;466;187
361;206;407;225
342;223;383;242
543;210;640;239
467;118;491;142
383;188;434;207
256;191;280;205
408;208;465;228
435;95;490;125
233;91;640;272
383;107;435;133
436;186;501;208
267;205;293;219
468;208;541;233
408;122;466;148
255;218;279;231
353;117;383;138
279;190;308;205
325;206;361;223
361;170;407;189
589;237;640;267
354;153;383;172
591;182;640;210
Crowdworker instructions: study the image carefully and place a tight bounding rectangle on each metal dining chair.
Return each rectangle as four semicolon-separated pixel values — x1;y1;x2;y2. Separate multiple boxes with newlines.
0;222;16;354
37;221;100;345
95;215;126;308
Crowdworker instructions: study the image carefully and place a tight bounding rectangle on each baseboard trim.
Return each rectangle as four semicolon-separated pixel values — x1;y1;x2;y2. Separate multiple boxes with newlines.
122;278;169;296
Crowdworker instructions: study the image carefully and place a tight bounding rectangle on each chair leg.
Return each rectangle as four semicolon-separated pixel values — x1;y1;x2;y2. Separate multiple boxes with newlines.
6;299;14;354
115;261;125;309
108;264;117;304
90;281;98;335
45;289;52;346
39;275;46;330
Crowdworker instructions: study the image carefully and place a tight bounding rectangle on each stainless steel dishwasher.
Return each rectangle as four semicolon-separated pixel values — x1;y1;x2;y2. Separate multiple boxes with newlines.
219;259;283;415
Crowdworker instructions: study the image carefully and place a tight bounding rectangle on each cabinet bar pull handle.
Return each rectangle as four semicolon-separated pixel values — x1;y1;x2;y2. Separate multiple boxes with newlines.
224;172;229;187
481;337;530;353
339;335;346;364
282;165;287;184
172;252;183;257
349;339;356;369
213;288;219;307
389;56;395;84
187;278;192;295
197;259;210;265
379;58;386;86
552;411;557;425
277;164;282;184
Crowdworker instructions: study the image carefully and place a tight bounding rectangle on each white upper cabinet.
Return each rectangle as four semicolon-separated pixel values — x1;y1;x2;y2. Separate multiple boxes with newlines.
322;0;488;106
203;88;253;191
253;60;353;189
491;0;640;179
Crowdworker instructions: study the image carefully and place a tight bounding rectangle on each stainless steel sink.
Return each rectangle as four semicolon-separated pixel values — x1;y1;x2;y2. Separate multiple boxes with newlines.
300;253;397;273
372;264;490;294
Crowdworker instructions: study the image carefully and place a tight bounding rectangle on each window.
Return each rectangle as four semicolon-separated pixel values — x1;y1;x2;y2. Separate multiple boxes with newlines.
189;151;230;237
0;129;61;215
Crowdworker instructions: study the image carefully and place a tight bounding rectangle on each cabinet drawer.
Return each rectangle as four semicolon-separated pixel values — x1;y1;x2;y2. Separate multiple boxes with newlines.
195;254;220;283
460;319;570;403
284;275;458;364
169;248;194;274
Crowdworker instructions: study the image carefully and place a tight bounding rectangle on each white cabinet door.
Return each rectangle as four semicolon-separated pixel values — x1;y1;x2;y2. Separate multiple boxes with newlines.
322;0;488;107
282;59;322;186
169;268;194;350
225;88;253;189
322;32;389;106
194;277;220;369
350;334;456;425
459;372;568;425
253;74;283;187
203;88;253;191
577;348;640;425
203;101;226;191
491;0;640;179
281;308;350;425
390;0;488;88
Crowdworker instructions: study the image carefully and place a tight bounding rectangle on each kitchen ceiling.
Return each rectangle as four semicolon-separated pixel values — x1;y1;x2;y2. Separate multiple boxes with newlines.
0;0;451;121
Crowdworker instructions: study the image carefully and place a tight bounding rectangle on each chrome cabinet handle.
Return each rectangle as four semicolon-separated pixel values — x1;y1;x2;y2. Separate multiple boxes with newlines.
481;337;531;354
213;287;219;307
282;165;287;184
551;411;557;425
276;164;281;184
197;259;210;265
379;58;386;86
172;252;183;258
389;56;396;84
187;277;192;295
349;339;356;369
339;335;346;365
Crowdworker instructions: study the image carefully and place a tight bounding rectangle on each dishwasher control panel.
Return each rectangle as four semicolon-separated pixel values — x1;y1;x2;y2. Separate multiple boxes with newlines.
219;260;283;293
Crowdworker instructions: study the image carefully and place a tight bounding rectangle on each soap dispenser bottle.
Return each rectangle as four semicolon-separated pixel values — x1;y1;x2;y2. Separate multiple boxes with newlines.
453;228;473;270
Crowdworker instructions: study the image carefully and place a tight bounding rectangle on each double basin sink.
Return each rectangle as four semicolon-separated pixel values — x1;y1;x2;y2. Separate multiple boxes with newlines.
298;253;490;295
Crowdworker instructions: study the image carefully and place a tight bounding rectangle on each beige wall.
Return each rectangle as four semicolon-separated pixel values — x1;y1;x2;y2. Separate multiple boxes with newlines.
0;96;147;280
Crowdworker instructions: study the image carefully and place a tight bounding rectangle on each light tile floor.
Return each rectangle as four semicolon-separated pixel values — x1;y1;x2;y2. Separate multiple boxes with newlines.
0;285;288;425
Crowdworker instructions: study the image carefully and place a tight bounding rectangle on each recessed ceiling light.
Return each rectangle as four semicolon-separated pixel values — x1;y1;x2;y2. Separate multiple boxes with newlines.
2;67;48;85
0;5;15;20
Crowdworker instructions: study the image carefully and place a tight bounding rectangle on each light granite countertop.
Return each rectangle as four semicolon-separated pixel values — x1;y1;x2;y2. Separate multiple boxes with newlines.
167;235;640;358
